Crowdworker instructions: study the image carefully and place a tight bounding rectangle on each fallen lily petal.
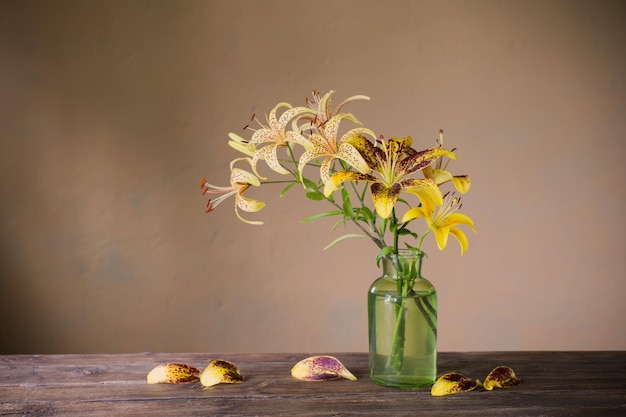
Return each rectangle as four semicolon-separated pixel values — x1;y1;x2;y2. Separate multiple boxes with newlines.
200;359;245;387
431;372;479;396
291;355;357;381
483;365;521;390
146;363;200;384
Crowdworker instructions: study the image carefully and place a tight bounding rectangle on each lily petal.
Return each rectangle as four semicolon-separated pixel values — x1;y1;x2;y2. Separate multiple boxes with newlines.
401;206;429;223
451;175;471;193
252;144;290;176
347;134;383;172
324;171;375;197
227;132;257;157
449;227;469;254
336;138;372;174
400;146;456;175
404;179;443;209
441;212;476;232
371;182;402;219
433;225;451;251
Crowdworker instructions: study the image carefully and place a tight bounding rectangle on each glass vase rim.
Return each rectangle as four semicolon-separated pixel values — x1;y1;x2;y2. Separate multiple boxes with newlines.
383;249;426;260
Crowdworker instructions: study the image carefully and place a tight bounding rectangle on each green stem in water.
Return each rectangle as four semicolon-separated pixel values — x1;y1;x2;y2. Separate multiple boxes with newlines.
383;252;437;375
383;252;412;374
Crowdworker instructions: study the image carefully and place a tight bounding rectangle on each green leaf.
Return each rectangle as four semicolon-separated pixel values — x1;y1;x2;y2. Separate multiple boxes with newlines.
280;182;299;197
302;178;319;191
305;190;325;200
397;228;418;239
379;217;389;236
375;246;396;266
323;234;369;251
341;188;353;219
355;206;374;223
396;197;412;209
301;210;343;223
330;218;349;233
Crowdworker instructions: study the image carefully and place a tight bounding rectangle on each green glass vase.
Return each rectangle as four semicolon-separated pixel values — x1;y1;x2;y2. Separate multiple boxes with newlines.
368;249;438;388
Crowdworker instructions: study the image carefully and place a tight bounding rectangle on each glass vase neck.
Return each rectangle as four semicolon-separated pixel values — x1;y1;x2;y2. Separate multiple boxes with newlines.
382;250;424;279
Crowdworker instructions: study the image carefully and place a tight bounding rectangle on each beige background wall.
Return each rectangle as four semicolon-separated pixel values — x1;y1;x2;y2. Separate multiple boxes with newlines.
0;0;624;354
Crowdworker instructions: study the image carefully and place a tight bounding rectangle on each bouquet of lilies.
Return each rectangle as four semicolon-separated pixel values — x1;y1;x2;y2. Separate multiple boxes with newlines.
200;90;475;262
201;90;475;379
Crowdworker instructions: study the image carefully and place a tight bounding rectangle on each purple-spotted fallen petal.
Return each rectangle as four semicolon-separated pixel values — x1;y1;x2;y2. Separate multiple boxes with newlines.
431;372;479;396
291;355;357;381
483;366;521;390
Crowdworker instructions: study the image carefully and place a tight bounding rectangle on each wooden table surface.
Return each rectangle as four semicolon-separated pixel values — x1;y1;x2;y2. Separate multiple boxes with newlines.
1;351;625;416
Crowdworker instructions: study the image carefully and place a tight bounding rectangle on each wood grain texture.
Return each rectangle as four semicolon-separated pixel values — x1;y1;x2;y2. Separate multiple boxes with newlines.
1;352;625;416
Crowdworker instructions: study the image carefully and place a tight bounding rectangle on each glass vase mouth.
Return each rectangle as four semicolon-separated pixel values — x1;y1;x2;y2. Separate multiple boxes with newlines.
380;249;425;280
386;249;425;259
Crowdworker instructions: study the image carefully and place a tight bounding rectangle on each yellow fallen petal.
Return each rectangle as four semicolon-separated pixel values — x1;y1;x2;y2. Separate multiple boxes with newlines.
200;359;245;387
147;363;200;384
483;366;521;390
431;372;479;396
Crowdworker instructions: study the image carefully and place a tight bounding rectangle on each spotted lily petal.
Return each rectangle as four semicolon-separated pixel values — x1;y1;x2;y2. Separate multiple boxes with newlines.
324;171;375;197
201;158;265;225
227;132;257;157
305;90;370;125
297;111;376;188
248;102;315;175
200;359;245;387
431;372;479;396
330;136;453;218
147;363;201;384
483;366;521;390
336;131;377;173
451;175;471;193
347;133;382;172
370;182;401;219
432;168;471;194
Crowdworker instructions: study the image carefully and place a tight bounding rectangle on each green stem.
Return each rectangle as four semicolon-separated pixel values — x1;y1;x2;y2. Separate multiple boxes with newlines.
416;229;431;252
383;251;437;375
383;249;409;374
411;292;437;336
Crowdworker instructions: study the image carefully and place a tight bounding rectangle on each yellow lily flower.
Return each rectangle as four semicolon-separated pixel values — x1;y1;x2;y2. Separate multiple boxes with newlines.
402;192;476;254
325;136;453;219
201;158;266;225
422;130;471;193
248;102;315;177
297;113;377;188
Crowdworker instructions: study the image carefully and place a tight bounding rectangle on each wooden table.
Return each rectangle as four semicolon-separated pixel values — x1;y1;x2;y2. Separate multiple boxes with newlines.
1;351;625;416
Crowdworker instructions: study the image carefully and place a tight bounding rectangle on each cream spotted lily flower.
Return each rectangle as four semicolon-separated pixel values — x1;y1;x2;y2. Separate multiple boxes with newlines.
248;102;315;177
305;90;370;125
325;136;452;219
227;132;257;157
201;158;266;225
297;113;377;188
402;191;476;254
